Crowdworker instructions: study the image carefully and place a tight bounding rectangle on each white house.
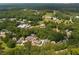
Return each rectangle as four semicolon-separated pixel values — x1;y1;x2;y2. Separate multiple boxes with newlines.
0;31;6;38
17;37;24;44
25;34;38;41
9;18;16;21
42;15;52;19
2;18;6;21
75;16;79;18
39;24;46;28
65;29;72;39
17;24;31;29
53;17;57;20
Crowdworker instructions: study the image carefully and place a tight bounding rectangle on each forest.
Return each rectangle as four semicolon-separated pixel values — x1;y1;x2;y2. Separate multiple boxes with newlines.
0;4;79;55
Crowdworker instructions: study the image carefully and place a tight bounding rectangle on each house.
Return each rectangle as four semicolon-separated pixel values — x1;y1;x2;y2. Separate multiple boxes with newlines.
0;29;12;38
52;17;63;24
17;20;25;24
9;18;16;21
42;15;52;19
52;27;60;32
17;24;31;29
32;40;42;46
39;24;46;28
51;41;56;44
65;29;72;39
17;34;37;43
75;16;79;18
64;17;73;24
40;39;50;45
17;18;27;23
53;17;57;20
20;34;39;46
0;31;6;38
17;37;24;44
25;34;38;41
17;34;52;46
32;39;50;46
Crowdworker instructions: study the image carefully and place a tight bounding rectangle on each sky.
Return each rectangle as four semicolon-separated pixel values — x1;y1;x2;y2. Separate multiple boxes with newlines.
0;0;79;3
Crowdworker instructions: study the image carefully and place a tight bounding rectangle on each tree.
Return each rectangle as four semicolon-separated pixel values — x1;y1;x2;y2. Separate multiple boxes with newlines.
7;39;16;48
0;41;4;54
24;41;32;55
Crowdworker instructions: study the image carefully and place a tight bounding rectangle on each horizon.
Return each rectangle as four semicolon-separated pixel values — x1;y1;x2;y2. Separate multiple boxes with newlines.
0;3;79;9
